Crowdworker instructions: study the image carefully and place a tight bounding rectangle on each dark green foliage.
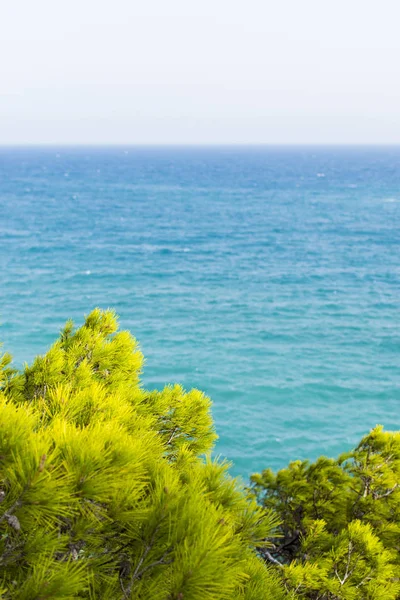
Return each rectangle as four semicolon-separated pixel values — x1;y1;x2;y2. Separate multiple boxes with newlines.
251;427;400;599
0;310;286;600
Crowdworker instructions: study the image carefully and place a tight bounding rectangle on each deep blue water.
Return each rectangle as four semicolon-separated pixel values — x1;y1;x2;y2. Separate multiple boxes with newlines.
1;146;399;477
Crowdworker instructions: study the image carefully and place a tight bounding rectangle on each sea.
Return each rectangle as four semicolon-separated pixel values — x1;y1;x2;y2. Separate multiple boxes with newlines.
0;146;399;478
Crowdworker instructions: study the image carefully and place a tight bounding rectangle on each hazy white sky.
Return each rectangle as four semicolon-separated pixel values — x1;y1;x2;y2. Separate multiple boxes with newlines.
1;0;400;144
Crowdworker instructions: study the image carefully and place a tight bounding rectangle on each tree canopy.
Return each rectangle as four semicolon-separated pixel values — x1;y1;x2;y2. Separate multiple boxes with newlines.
251;426;400;599
0;309;285;600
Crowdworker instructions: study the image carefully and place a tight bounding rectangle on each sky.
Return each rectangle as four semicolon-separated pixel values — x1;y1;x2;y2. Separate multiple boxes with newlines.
1;0;400;145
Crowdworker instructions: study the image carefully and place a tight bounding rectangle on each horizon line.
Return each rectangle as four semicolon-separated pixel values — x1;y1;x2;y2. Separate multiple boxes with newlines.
1;142;400;148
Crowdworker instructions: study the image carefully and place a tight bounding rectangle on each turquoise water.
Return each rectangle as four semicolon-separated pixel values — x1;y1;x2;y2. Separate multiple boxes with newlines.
1;146;399;477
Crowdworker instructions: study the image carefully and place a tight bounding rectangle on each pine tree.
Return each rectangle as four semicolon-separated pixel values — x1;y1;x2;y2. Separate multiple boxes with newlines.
0;309;287;600
251;427;400;599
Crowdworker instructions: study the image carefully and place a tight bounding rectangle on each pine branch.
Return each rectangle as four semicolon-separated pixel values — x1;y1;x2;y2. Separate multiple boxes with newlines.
134;547;173;578
120;525;173;598
259;548;284;568
166;426;180;445
372;483;398;500
0;499;22;531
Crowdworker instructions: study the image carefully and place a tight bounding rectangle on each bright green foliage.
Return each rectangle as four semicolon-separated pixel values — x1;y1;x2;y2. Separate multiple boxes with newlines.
0;310;286;600
251;427;400;599
283;520;399;599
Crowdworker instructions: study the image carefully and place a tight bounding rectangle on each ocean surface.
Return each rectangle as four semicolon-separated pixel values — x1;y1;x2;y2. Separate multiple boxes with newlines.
0;146;399;478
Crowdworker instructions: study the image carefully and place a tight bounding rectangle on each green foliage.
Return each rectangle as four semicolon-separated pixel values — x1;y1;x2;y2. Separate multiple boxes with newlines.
251;427;400;599
3;309;399;599
0;309;286;600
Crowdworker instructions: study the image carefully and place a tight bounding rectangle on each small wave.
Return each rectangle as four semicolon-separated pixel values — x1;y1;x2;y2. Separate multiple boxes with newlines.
317;173;326;178
383;197;398;203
